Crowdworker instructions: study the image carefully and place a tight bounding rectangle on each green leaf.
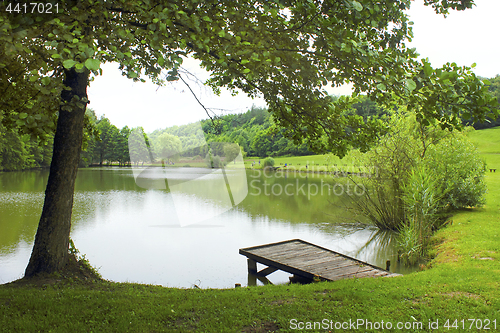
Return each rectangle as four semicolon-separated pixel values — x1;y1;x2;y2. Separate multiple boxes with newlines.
405;79;417;92
84;58;100;71
423;63;433;77
19;112;28;119
41;77;51;85
352;1;363;11
63;59;77;69
51;53;61;59
243;68;251;74
29;75;39;82
377;83;386;91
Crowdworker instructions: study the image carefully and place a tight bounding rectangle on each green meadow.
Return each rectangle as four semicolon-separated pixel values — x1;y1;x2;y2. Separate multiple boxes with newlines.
1;127;499;332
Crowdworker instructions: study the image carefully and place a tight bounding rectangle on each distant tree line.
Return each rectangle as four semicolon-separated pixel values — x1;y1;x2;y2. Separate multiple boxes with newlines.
2;77;498;171
79;110;132;167
149;97;391;159
0;98;385;170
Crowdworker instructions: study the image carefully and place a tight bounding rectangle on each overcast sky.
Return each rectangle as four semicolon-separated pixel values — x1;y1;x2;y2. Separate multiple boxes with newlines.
87;0;500;133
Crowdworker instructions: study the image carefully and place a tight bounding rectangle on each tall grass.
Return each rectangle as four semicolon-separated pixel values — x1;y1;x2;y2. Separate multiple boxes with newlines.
398;165;444;264
348;177;406;231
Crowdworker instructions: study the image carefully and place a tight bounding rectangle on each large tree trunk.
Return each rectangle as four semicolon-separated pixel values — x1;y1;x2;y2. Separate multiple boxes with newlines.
25;68;89;278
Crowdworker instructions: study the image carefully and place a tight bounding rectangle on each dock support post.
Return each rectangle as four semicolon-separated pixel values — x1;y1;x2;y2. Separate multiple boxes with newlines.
247;259;257;274
247;273;273;286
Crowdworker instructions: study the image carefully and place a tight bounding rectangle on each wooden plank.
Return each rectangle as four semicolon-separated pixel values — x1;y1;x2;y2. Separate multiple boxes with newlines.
254;243;314;254
272;245;323;255
282;257;342;269
323;266;375;280
273;250;331;264
242;240;303;254
249;243;304;256
252;243;314;258
264;247;322;259
298;255;347;268
309;261;371;276
304;260;360;273
317;263;372;275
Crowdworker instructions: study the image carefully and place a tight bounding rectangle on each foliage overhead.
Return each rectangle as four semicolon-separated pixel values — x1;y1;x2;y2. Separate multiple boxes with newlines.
1;0;498;158
472;75;500;129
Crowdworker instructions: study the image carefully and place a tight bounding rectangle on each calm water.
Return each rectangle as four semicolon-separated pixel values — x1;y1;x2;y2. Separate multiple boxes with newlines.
0;167;412;288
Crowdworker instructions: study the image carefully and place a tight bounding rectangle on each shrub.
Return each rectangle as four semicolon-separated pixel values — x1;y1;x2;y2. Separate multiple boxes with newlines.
262;157;275;168
349;111;487;264
424;135;486;209
205;152;224;168
212;155;224;168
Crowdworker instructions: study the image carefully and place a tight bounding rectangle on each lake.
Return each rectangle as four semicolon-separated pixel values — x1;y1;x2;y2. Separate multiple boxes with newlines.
0;167;413;288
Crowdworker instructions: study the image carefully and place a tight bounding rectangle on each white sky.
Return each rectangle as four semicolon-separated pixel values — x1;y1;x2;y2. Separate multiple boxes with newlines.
87;0;500;133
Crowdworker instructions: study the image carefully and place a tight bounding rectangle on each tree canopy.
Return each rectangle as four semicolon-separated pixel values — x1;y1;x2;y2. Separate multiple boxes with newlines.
1;0;498;277
2;0;497;156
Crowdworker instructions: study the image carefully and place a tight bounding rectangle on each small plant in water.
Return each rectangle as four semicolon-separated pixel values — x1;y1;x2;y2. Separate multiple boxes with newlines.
397;220;423;265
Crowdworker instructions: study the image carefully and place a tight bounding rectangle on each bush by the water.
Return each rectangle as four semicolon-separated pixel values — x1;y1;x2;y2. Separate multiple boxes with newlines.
262;157;275;168
349;112;486;264
205;152;224;168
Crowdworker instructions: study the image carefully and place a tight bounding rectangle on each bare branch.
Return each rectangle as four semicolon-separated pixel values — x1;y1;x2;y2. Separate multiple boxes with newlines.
178;73;215;122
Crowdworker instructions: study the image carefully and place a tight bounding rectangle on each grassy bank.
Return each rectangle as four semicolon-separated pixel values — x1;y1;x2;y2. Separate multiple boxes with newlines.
244;154;362;173
1;129;499;332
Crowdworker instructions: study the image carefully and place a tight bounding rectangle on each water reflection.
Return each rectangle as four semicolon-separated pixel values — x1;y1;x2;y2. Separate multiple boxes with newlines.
0;168;415;287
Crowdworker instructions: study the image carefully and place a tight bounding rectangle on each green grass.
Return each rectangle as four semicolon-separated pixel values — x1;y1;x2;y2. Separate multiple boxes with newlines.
468;127;500;169
468;126;500;154
1;128;500;332
245;153;362;173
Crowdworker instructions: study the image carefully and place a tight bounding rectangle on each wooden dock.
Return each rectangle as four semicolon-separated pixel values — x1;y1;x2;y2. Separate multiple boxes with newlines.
239;239;399;283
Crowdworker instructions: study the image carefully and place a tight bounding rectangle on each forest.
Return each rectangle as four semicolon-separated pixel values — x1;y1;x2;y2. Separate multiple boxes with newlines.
1;75;499;171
